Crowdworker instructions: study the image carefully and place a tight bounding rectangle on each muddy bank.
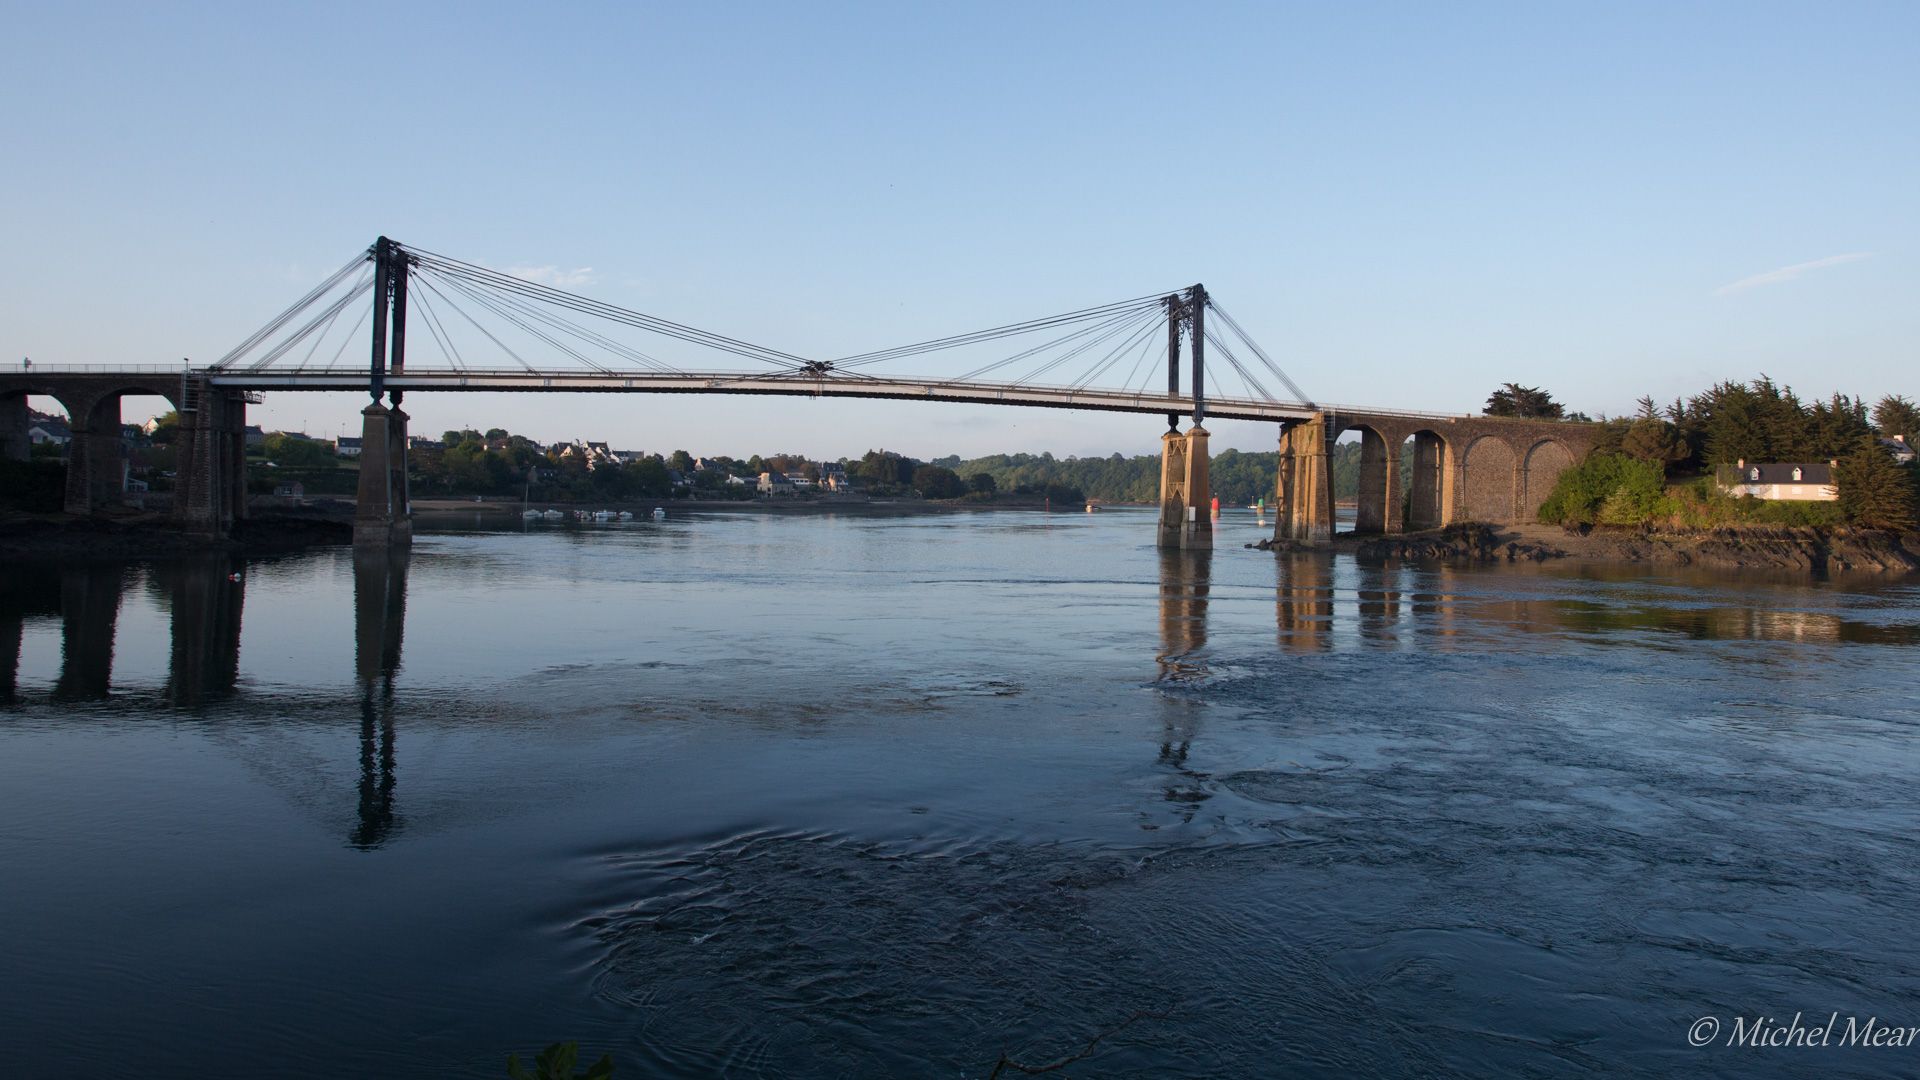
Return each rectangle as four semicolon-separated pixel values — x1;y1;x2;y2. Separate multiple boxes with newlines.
0;510;352;563
1252;524;1569;563
1252;522;1920;576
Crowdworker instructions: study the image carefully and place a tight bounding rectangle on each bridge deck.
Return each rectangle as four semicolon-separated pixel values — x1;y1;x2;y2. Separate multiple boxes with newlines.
1;367;1477;426
204;370;1331;423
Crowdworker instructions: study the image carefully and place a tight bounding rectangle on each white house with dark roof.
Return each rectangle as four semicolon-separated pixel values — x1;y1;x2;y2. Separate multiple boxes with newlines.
28;419;71;446
1720;460;1838;502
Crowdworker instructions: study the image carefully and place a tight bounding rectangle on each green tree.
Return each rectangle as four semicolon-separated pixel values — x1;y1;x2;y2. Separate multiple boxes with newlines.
147;410;181;445
911;464;967;499
1834;436;1918;530
1873;394;1919;445
667;449;695;473
262;433;337;468
1484;383;1565;419
968;472;997;495
1619;417;1688;467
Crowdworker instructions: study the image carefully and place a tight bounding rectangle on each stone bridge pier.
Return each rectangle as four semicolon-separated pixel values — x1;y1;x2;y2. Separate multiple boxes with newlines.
1157;425;1212;549
1274;410;1600;546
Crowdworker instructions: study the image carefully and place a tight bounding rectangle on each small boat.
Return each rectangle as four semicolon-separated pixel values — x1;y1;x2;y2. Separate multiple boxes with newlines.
542;509;565;521
651;507;666;520
616;511;634;521
521;509;541;520
593;510;613;522
1085;502;1099;513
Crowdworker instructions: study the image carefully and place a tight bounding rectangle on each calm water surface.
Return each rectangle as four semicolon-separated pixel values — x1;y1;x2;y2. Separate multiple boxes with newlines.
2;509;1918;1078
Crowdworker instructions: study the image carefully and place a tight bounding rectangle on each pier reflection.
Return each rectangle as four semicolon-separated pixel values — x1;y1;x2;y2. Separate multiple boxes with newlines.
156;556;245;706
351;546;409;850
1354;560;1403;642
1274;555;1332;652
1154;548;1212;818
53;566;124;701
0;572;62;704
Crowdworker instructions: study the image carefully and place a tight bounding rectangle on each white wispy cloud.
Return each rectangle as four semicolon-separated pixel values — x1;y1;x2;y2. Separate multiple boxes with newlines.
1715;252;1872;296
506;265;598;288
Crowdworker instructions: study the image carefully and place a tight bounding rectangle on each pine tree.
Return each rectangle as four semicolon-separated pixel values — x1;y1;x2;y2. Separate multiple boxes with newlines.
1835;436;1918;531
1873;395;1919;445
1484;384;1565;419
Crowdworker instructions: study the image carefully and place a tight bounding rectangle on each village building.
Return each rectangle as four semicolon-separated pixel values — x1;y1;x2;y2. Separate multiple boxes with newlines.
1720;460;1838;502
29;418;72;446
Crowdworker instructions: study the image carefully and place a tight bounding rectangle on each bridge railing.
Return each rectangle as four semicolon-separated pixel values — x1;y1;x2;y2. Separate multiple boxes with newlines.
3;364;199;374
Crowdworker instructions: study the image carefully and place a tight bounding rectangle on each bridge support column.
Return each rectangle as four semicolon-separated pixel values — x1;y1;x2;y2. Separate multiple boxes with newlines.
1157;425;1212;549
1406;432;1447;530
354;402;411;547
173;380;248;536
62;397;125;516
1276;414;1333;547
0;395;29;462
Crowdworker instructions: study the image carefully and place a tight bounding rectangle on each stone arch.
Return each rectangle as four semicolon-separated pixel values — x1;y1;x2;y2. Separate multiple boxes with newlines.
52;384;183;515
1461;436;1517;523
1403;428;1452;530
1334;422;1395;534
1521;439;1576;522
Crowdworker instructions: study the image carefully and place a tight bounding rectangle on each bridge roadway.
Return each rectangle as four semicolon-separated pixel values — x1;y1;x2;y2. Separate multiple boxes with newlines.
207;369;1334;424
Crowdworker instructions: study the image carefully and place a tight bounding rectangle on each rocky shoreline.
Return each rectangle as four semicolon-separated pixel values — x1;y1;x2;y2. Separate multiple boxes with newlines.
1252;522;1920;576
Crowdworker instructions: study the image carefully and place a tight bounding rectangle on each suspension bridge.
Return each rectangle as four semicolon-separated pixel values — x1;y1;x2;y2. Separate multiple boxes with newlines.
0;237;1596;547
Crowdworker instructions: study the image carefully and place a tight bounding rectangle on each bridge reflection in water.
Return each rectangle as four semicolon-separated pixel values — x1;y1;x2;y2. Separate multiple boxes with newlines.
352;547;409;850
0;550;419;850
5;546;1913;854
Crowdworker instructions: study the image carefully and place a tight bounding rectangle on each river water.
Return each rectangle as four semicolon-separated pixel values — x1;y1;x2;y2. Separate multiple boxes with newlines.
2;508;1917;1078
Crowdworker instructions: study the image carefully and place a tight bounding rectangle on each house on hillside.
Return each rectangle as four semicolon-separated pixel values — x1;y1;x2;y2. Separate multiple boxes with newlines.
758;471;794;495
29;419;71;446
1719;460;1837;502
334;436;363;458
244;425;265;448
1882;435;1915;465
819;463;855;493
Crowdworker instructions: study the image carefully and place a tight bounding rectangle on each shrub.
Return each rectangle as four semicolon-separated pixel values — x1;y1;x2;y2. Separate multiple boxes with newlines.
1538;453;1665;526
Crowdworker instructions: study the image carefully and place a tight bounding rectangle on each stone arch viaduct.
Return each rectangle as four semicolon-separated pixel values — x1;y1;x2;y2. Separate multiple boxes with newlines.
1269;409;1602;545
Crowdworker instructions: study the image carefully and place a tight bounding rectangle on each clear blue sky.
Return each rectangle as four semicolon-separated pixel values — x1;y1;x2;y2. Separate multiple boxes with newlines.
3;1;1913;457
